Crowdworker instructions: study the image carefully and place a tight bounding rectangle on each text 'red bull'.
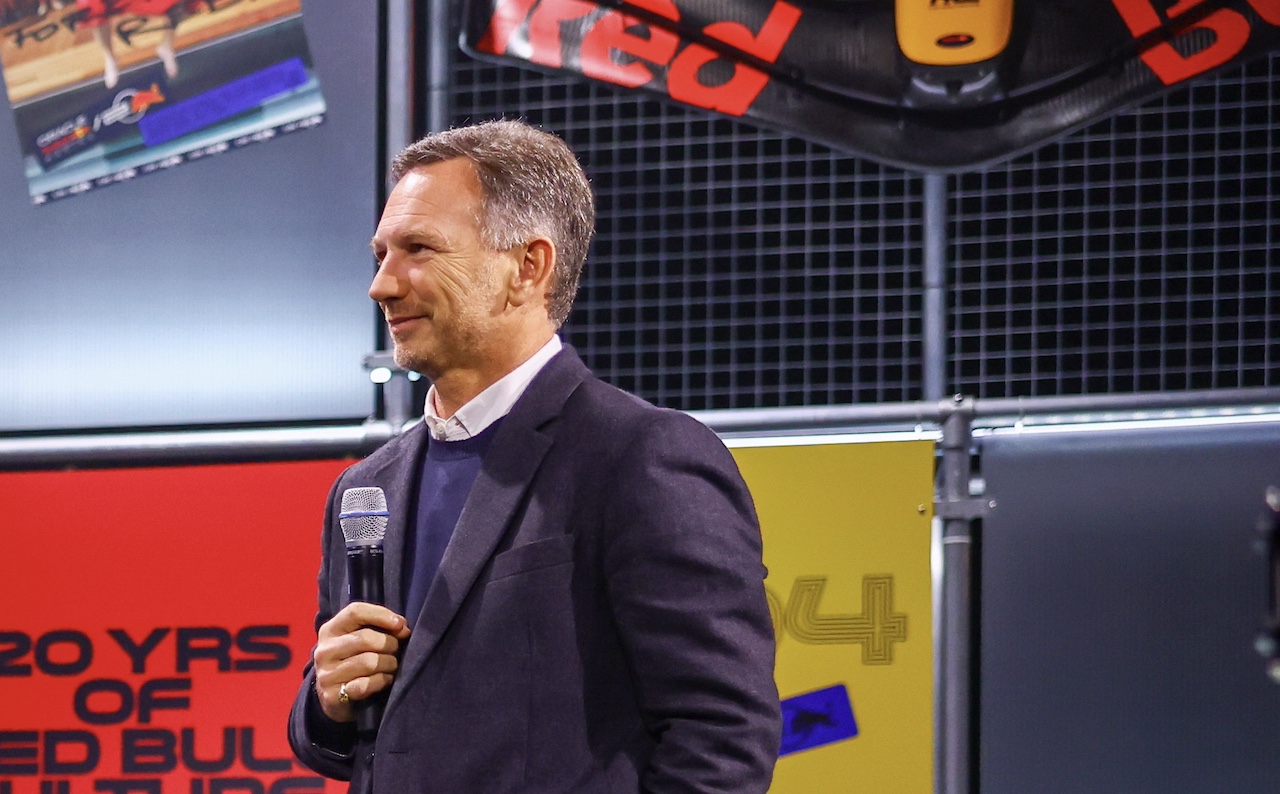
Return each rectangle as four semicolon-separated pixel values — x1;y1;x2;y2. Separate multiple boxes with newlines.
477;0;802;117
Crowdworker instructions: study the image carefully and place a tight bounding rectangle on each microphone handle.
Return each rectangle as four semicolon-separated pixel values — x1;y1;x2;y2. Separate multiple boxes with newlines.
345;544;387;735
346;544;385;604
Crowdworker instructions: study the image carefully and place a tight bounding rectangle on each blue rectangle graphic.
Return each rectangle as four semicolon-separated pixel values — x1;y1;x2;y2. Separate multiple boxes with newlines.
138;58;309;147
780;683;859;756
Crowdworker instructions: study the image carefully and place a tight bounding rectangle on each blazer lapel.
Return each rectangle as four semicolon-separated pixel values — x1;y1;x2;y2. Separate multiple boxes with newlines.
384;347;590;720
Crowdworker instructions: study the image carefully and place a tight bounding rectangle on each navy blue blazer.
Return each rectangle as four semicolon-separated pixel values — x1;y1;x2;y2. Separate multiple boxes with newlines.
289;347;781;792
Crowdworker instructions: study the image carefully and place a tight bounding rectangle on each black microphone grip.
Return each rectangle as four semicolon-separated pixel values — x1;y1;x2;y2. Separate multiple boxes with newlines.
346;545;385;604
345;544;387;735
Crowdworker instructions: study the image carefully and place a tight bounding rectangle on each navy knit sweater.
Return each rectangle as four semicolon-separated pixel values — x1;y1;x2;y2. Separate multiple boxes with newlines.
401;418;504;624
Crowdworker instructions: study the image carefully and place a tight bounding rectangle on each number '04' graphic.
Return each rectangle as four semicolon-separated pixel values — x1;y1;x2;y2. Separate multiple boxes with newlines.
766;575;908;665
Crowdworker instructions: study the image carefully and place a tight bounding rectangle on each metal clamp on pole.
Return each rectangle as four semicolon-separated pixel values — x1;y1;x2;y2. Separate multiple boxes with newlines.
364;351;420;435
935;394;992;794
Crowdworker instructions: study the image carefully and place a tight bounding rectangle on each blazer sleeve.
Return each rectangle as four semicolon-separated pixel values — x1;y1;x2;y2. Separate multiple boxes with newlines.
602;410;782;793
287;477;358;780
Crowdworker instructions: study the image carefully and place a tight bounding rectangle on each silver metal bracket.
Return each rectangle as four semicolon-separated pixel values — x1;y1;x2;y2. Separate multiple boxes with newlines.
935;497;994;522
363;350;419;434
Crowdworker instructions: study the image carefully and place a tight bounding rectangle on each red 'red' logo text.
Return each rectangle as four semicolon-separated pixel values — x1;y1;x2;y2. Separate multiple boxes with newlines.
477;0;802;117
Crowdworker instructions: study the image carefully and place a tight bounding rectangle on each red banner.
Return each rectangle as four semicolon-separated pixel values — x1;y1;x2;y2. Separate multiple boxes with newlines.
0;460;351;794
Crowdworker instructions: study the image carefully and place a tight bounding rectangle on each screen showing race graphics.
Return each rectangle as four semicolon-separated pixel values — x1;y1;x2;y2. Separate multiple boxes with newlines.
0;0;327;204
0;2;377;433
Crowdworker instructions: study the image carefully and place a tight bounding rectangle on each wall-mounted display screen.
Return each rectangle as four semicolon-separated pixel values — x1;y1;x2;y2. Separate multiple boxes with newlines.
0;2;377;432
1;0;329;204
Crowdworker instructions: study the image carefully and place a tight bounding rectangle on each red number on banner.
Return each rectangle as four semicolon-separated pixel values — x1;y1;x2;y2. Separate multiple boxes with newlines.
36;631;94;676
0;631;33;676
0;630;92;677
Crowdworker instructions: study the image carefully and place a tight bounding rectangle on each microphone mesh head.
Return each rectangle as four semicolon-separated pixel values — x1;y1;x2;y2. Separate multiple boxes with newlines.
339;486;388;546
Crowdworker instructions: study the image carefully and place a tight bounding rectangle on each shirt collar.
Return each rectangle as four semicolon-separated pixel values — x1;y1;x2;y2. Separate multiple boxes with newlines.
423;335;563;441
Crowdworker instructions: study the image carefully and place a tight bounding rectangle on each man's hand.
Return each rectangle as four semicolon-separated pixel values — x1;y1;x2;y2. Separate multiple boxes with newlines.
313;602;412;723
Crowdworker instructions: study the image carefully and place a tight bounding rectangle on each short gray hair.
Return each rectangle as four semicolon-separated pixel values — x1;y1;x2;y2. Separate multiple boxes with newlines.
391;120;595;328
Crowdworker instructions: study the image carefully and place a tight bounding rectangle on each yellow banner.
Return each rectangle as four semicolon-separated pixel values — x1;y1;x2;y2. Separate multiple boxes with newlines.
731;439;935;793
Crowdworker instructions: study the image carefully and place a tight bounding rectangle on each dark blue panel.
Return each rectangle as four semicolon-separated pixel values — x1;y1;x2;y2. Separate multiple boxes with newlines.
0;8;377;432
780;683;858;756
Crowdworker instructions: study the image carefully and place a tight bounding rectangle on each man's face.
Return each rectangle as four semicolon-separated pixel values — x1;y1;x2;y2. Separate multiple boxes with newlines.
369;158;512;380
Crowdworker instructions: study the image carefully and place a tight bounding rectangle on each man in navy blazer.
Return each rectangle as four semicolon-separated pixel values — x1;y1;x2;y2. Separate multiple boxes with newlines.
288;120;781;792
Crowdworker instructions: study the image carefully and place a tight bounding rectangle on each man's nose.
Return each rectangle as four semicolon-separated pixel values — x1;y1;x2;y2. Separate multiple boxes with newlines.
368;257;405;303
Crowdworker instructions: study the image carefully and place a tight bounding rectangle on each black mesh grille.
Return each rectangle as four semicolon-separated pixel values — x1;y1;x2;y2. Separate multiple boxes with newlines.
950;54;1279;398
452;42;1278;409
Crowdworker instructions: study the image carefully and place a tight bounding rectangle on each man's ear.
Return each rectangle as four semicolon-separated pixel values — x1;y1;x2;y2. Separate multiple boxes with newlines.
507;237;555;309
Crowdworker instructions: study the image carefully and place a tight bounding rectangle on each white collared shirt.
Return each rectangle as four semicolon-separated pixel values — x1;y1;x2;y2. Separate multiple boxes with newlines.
422;335;563;441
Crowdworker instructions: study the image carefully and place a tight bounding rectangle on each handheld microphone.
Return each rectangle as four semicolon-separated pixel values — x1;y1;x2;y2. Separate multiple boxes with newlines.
339;486;389;735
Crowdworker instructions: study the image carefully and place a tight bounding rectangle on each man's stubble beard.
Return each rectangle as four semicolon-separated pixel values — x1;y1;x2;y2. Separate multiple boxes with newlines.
389;316;490;383
386;256;506;381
